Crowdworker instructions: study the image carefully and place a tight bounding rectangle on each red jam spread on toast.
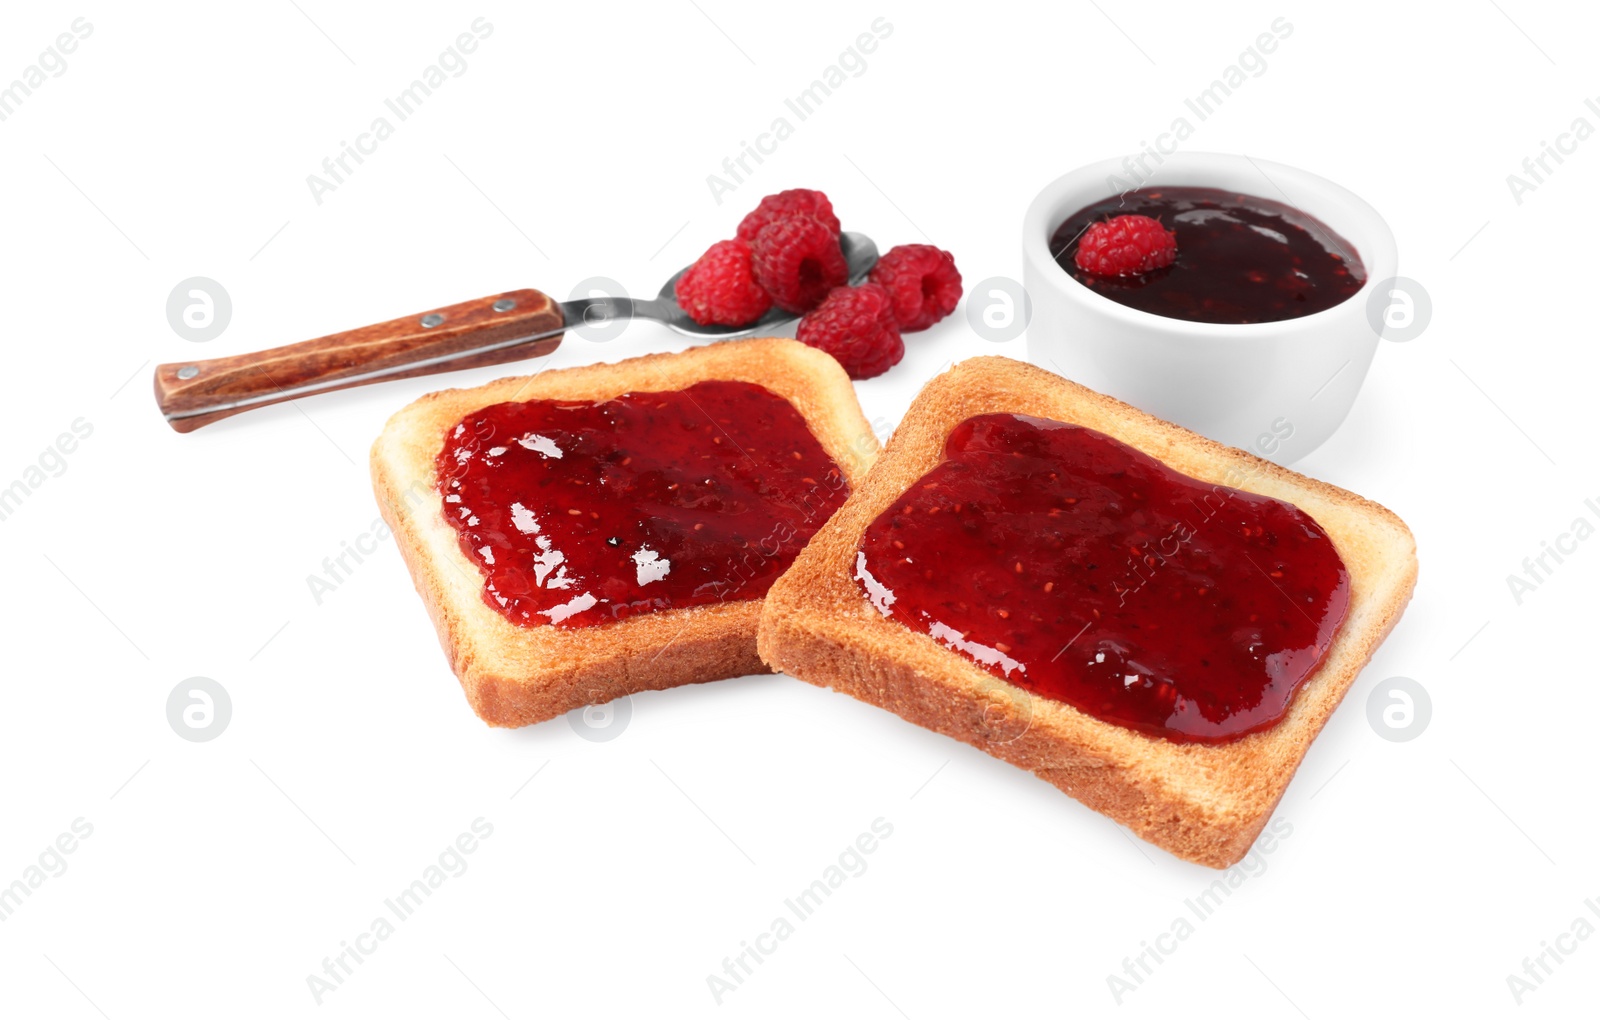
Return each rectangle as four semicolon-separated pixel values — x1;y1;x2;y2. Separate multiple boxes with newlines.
438;380;847;628
854;413;1350;744
1050;186;1365;324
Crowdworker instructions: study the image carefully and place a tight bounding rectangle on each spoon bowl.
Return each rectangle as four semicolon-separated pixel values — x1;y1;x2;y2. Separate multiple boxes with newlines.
567;231;880;339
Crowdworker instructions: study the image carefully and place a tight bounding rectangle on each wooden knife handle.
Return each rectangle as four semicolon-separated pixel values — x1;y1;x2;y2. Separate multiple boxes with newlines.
154;288;564;433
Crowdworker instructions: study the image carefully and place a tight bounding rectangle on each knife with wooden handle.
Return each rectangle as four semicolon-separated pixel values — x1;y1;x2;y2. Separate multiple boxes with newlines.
153;232;879;433
153;289;565;433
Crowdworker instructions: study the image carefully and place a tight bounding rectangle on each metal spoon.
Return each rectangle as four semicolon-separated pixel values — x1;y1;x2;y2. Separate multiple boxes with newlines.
153;232;879;432
573;229;879;339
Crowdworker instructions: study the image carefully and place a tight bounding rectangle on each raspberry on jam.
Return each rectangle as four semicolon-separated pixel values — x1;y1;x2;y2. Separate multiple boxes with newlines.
1051;187;1365;324
854;413;1351;744
1074;214;1177;278
438;381;848;628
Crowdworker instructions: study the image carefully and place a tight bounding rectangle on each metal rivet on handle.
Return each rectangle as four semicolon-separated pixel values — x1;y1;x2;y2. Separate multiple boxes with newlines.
493;298;516;312
177;365;199;380
420;313;445;328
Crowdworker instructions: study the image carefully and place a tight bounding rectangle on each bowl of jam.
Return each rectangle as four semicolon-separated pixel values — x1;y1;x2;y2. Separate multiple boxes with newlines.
1022;153;1397;462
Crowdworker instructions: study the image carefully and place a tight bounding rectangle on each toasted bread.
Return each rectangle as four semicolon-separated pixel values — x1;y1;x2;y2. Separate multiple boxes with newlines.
372;338;879;728
757;356;1417;868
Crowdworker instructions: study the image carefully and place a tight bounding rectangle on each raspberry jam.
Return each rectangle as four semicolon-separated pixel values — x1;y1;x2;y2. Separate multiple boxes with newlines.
438;380;848;628
854;414;1350;744
1050;186;1364;324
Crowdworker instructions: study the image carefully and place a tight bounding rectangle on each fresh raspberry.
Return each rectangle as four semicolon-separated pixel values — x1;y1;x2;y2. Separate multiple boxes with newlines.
674;239;773;326
1074;214;1177;277
868;244;964;332
736;189;841;243
796;283;904;380
749;216;849;314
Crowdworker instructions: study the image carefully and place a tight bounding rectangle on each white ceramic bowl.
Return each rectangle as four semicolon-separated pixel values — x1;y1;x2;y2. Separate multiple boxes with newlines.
1022;153;1397;463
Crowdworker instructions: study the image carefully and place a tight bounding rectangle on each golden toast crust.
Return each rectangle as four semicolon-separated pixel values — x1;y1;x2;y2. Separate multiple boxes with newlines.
758;356;1417;868
371;338;880;728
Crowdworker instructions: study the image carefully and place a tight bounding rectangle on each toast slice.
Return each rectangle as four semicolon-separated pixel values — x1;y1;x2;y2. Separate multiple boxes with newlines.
372;338;879;727
757;356;1417;868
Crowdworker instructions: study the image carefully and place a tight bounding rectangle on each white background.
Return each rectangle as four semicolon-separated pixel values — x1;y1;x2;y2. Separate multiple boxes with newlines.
1;1;1595;1016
